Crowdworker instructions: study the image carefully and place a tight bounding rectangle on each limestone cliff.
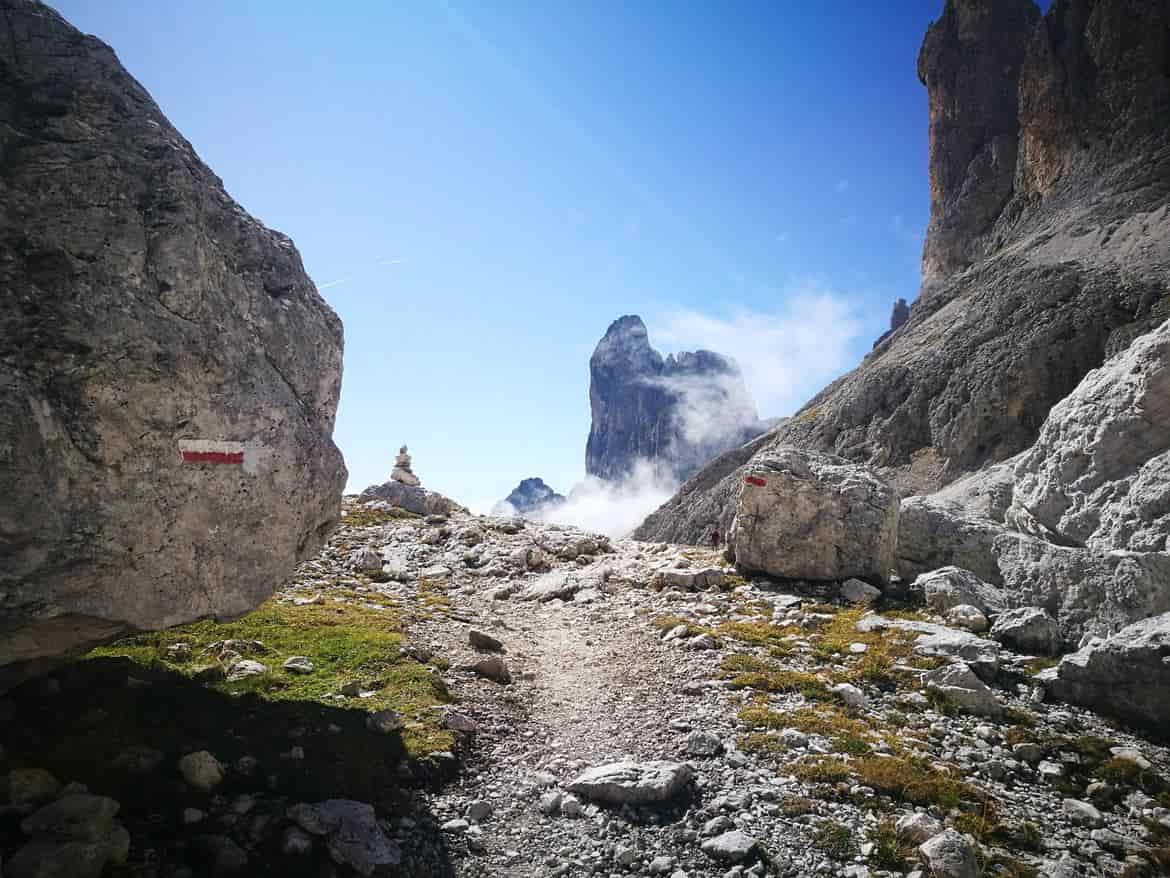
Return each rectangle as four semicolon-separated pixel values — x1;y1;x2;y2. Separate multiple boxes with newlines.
586;316;767;483
637;0;1170;545
0;0;346;681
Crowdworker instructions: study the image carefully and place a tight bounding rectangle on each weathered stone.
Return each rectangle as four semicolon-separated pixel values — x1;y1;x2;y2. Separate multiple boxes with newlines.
566;760;692;805
896;811;942;844
0;0;346;683
918;828;978;878
469;656;511;684
946;604;989;633
861;616;1001;680
1045;613;1170;730
282;656;314;674
355;482;464;517
468;629;503;652
840;578;881;605
917;567;1005;615
988;607;1062;656
728;448;898;583
365;710;404;734
924;662;1003;718
700;829;760;864
992;534;1170;639
288;800;401;876
178;751;224;792
1009;320;1170;553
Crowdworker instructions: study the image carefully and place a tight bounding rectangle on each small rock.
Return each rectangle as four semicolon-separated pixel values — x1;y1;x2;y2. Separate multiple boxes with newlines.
468;629;504;652
225;659;268;681
1062;799;1104;828
178;751;224;792
470;656;511;683
831;682;868;709
537;791;562;816
685;731;723;757
365;710;405;734
700;830;759;863
896;811;942;844
282;656;315;674
840;578;881;605
918;828;978;878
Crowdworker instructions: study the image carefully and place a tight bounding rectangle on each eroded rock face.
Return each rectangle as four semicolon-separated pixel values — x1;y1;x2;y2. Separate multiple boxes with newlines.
585;315;767;483
1008;320;1170;553
0;0;346;680
727;449;898;583
636;0;1170;545
918;0;1039;290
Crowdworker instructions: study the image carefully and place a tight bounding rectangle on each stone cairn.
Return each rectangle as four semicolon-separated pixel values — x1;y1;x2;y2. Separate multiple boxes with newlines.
391;445;420;487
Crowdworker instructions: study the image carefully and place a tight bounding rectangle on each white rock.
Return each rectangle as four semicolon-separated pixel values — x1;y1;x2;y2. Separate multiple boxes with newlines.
178;751;224;792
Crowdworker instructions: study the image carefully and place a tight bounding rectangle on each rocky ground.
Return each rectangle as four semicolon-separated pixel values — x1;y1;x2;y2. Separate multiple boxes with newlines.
3;498;1169;878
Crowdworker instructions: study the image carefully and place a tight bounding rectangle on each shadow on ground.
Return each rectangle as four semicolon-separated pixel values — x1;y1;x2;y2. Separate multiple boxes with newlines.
0;658;457;877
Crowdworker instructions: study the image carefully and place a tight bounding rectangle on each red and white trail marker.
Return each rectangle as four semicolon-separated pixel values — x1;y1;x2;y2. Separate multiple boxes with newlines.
179;439;245;465
744;475;767;487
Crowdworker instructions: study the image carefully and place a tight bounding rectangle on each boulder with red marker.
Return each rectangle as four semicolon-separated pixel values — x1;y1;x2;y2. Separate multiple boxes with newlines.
728;448;898;584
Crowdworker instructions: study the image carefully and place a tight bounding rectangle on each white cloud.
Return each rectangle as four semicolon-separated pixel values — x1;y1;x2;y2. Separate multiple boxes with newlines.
319;277;350;289
651;283;865;418
533;459;677;538
379;258;408;266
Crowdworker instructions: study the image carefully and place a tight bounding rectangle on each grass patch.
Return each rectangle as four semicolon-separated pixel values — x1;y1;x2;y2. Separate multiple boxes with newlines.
721;655;830;699
716;619;800;652
740;733;789;756
88;594;454;757
869;818;912;870
854;755;980;810
793;757;852;785
812;821;856;859
340;505;420;527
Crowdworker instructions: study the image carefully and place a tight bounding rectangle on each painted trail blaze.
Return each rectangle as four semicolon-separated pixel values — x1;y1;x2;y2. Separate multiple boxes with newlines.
745;475;767;487
179;439;245;465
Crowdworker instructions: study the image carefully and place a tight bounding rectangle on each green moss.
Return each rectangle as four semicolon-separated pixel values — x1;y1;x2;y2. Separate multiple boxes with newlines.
88;594;454;757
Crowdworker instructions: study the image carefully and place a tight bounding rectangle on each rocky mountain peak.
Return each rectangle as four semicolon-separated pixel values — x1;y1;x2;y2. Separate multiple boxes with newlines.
585;316;764;483
494;477;566;517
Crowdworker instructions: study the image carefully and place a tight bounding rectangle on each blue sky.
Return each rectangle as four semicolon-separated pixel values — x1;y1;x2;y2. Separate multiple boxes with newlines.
57;1;952;513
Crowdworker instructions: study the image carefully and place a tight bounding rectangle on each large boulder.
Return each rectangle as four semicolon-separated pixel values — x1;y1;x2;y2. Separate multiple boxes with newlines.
1044;613;1170;731
0;0;345;683
1008;320;1170;553
727;448;898;583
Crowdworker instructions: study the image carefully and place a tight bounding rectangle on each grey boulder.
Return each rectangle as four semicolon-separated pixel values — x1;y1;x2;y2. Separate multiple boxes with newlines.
700;829;760;863
728;448;898;583
566;760;692;805
917;566;1005;615
918;828;979;878
0;0;345;684
288;800;401;876
924;662;1003;717
989;607;1062;656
